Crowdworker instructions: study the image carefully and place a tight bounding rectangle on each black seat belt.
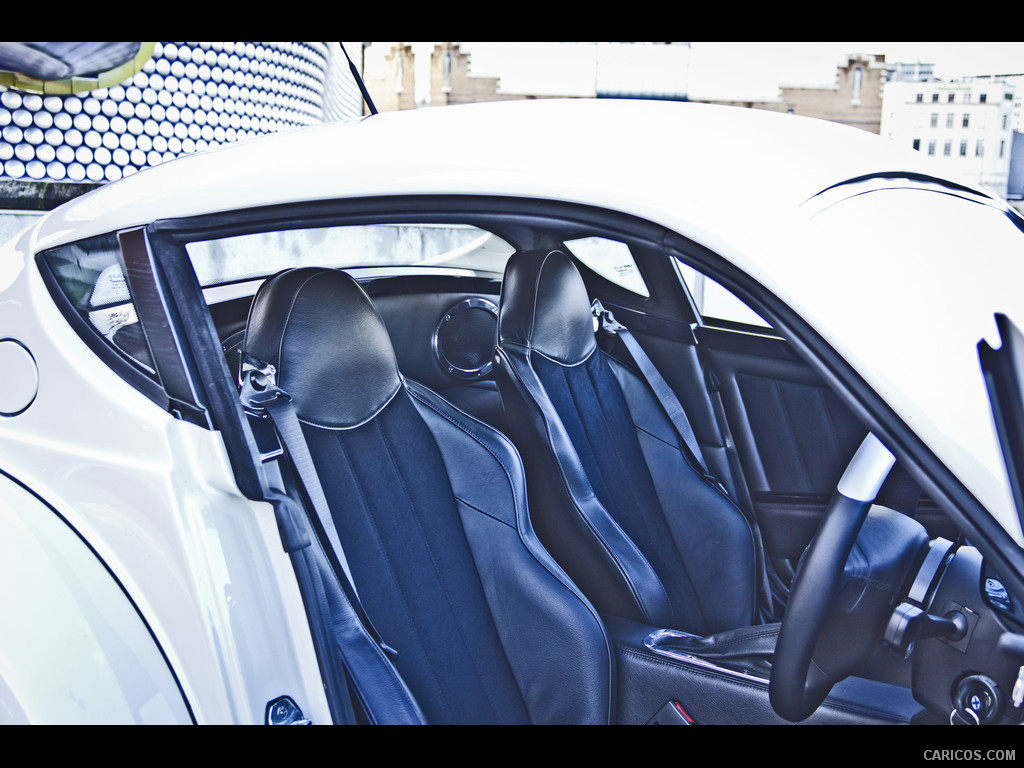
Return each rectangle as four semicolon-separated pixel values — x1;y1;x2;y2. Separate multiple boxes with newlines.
241;359;425;725
592;301;710;477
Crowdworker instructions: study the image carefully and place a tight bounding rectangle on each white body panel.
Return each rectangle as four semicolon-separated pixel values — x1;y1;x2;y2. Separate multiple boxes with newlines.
0;233;329;723
0;473;191;724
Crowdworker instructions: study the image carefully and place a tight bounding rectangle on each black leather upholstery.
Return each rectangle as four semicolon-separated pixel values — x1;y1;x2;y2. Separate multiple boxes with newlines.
607;617;919;725
498;248;597;365
244;267;613;724
494;249;763;635
244;268;402;429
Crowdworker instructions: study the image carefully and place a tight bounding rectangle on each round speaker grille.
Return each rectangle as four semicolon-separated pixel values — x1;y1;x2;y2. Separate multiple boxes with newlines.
432;298;498;380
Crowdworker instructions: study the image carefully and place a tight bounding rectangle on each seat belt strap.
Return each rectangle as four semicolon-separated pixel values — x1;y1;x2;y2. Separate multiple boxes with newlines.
263;393;359;592
240;362;424;724
592;301;708;475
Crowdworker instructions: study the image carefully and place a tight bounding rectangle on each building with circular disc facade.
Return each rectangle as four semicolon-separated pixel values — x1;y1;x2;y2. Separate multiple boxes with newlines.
0;42;365;241
0;42;363;183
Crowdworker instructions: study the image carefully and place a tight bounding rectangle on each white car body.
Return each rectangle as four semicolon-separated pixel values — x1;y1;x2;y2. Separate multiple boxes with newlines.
1;98;1022;724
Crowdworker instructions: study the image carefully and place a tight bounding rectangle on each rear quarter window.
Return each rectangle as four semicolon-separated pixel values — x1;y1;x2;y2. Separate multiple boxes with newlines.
39;234;156;376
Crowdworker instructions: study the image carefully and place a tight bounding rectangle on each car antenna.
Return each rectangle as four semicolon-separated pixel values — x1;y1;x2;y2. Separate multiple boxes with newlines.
338;42;378;116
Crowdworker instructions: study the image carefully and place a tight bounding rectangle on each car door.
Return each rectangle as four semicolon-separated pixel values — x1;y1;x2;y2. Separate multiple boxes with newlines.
979;312;1024;629
692;309;867;569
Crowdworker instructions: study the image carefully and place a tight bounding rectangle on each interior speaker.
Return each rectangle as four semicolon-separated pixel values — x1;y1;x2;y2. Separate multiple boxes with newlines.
432;298;498;380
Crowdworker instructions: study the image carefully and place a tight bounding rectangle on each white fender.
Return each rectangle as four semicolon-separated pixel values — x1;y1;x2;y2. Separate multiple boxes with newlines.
0;473;192;724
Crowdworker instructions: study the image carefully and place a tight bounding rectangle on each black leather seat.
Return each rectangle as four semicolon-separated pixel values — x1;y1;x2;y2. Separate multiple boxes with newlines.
493;249;767;635
242;267;613;724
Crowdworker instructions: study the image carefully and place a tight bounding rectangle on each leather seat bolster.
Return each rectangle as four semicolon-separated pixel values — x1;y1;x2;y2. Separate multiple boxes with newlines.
408;380;615;724
493;345;676;627
607;355;761;630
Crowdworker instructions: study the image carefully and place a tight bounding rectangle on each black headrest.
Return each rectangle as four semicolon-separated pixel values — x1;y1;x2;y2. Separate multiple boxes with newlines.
498;249;596;366
243;267;402;429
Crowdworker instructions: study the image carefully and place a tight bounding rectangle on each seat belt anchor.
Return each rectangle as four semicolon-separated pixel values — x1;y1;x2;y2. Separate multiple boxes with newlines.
591;299;625;335
239;352;289;414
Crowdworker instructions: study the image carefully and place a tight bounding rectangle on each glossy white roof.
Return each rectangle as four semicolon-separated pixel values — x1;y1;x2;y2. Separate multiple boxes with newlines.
32;99;939;249
20;98;1024;542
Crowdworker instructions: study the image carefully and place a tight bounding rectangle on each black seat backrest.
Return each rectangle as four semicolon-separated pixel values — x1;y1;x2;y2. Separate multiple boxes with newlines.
494;249;761;635
243;267;613;724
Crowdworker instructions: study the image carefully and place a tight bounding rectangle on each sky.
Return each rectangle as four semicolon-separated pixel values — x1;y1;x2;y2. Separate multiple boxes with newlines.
398;42;1024;102
686;42;1024;81
683;42;1024;97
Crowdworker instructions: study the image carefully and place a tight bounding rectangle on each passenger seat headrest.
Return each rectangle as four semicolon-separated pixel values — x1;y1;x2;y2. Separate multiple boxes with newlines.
243;267;402;429
498;249;597;366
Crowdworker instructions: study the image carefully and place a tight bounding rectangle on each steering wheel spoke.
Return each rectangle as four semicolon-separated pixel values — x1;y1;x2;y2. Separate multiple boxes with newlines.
769;434;929;722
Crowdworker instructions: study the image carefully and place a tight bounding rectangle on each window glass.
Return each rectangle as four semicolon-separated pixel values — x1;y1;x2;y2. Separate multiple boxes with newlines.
187;223;514;287
674;260;771;328
563;237;649;297
41;235;155;374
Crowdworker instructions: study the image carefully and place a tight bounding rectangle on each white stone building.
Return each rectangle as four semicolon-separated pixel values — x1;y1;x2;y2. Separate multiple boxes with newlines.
881;79;1017;199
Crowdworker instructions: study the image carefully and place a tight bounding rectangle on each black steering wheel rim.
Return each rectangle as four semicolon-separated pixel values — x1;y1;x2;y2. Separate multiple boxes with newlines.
769;433;896;722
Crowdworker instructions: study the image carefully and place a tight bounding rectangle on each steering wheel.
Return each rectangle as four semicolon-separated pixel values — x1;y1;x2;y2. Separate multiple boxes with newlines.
768;433;896;722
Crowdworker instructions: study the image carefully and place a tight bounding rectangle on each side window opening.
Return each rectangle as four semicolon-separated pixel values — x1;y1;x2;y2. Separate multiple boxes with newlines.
186;223;514;288
673;259;772;329
563;237;650;298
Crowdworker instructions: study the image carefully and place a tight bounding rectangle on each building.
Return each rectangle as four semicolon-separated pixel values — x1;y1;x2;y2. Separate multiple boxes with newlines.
0;42;366;243
880;79;1018;198
694;54;890;135
367;43;510;111
365;42;692;109
885;60;935;83
364;43;1024;204
0;43;363;185
959;73;1024;132
371;46;953;140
